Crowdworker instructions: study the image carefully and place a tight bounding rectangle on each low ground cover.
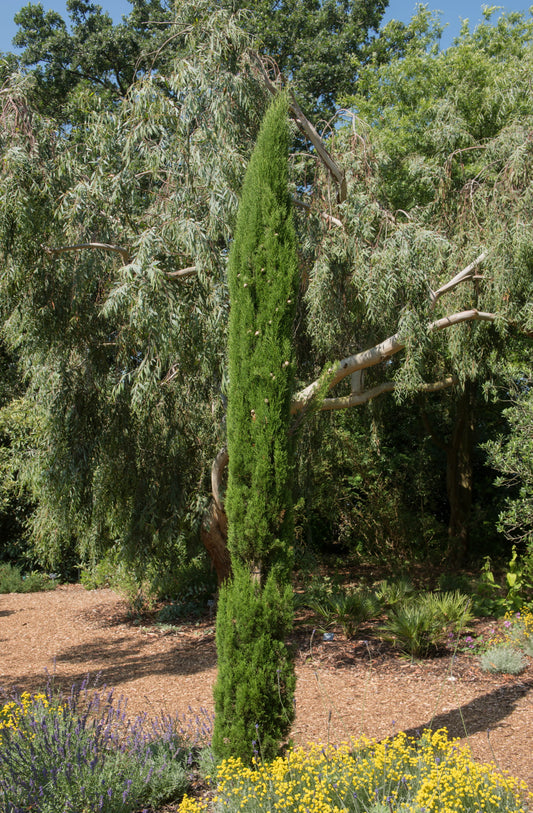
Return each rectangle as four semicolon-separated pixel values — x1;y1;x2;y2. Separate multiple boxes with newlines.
180;729;532;813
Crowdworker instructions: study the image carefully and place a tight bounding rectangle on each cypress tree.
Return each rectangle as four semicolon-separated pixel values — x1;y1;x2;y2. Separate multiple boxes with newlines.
212;93;298;762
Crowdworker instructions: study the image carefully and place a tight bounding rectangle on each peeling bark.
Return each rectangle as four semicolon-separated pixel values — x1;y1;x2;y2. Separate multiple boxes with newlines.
200;447;231;584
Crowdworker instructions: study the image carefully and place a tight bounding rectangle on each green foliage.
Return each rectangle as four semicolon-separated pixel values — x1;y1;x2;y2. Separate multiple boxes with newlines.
213;565;295;762
13;0;175;118
381;591;473;658
156;573;217;624
293;407;447;564
80;547;139;592
505;611;533;656
0;563;57;594
479;645;527;675
0;3;267;577
10;0;388;123
374;578;415;608
214;93;297;761
485;381;533;549
472;547;533;616
234;0;388;119
302;7;533;561
225;91;297;575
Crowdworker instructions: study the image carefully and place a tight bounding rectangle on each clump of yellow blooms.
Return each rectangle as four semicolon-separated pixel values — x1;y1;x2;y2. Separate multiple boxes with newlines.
488;609;533;650
0;691;53;737
179;728;531;813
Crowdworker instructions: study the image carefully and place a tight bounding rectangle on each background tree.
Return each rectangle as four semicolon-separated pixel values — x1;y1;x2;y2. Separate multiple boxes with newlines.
11;0;390;122
233;0;389;118
13;0;174;118
213;93;297;762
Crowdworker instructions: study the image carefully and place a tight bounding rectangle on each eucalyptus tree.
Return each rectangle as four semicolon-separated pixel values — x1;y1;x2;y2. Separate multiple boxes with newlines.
0;1;268;577
296;7;533;562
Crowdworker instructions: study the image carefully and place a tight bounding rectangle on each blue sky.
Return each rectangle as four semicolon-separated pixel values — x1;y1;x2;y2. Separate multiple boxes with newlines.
1;0;530;56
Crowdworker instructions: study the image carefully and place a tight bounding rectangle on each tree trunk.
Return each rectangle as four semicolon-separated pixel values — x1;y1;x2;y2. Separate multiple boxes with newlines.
200;500;231;585
200;446;231;585
446;381;476;566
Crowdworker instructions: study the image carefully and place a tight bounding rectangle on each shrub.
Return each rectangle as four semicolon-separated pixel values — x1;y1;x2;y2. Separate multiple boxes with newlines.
179;728;530;813
0;681;212;812
500;610;533;656
213;566;295;763
0;563;56;594
480;645;527;675
308;587;381;638
374;577;414;608
381;591;472;657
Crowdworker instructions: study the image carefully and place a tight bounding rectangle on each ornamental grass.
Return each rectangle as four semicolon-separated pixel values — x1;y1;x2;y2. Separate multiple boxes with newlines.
180;728;531;813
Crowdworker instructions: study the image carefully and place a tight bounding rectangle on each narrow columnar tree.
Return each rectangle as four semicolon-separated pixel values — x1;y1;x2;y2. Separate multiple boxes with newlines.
212;93;298;762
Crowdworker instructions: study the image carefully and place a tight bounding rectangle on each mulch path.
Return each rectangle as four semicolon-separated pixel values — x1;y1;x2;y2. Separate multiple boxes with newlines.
1;584;532;793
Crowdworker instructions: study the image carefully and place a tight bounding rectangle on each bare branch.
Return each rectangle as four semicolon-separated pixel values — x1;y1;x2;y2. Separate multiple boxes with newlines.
164;266;197;279
319;377;455;412
293;198;343;228
250;50;347;202
292;308;497;413
429;252;487;307
42;243;132;264
429;309;496;332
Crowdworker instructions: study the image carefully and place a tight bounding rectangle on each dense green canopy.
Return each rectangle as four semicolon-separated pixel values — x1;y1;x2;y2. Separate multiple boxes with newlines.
0;2;532;580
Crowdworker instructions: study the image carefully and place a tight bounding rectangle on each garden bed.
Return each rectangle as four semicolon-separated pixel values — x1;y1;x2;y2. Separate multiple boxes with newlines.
0;583;532;793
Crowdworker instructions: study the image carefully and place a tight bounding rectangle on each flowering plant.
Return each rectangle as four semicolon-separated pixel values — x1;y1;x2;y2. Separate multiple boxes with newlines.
179;728;530;813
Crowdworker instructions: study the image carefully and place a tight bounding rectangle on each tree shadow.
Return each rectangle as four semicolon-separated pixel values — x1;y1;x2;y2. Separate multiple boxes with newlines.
0;631;217;699
401;679;533;741
0;610;14;617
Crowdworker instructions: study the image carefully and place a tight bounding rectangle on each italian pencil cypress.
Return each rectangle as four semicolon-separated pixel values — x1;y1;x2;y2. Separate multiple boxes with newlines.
212;93;298;762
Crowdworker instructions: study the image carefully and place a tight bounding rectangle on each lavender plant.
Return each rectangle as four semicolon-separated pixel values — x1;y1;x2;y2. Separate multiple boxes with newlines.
0;680;213;813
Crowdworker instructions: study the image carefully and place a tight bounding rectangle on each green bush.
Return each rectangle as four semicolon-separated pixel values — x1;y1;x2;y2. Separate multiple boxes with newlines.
307;586;381;638
0;563;57;594
213;566;295;763
374;577;414;608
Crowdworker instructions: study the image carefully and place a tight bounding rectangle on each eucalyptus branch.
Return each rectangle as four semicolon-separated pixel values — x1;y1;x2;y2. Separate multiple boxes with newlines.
318;377;456;412
250;50;347;202
429;252;487;307
164;266;197;279
293;198;343;228
292;308;497;413
42;243;132;263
